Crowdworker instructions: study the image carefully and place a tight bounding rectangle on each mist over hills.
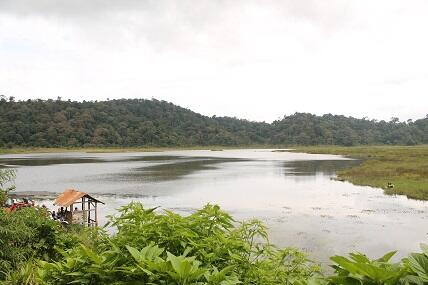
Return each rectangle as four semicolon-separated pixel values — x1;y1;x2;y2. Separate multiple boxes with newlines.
0;97;427;147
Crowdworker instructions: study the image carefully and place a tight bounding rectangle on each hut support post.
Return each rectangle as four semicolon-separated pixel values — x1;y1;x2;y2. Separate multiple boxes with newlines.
69;204;73;223
95;202;98;226
87;199;91;227
82;197;86;226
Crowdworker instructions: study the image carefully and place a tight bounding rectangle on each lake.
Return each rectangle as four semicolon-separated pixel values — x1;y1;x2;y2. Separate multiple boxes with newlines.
1;149;427;265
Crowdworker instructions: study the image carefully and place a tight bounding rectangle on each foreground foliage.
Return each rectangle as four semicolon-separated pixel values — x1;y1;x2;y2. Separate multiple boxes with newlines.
38;203;321;284
0;169;79;280
0;169;15;206
328;247;428;285
0;207;56;278
1;169;428;284
1;200;428;284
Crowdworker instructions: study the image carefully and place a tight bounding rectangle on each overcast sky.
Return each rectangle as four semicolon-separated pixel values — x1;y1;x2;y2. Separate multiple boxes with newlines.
0;0;427;122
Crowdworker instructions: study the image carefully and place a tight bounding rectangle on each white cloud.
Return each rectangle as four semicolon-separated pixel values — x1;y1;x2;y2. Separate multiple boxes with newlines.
0;0;427;122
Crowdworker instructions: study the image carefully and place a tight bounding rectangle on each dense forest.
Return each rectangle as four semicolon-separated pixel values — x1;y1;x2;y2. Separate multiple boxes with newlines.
0;96;427;147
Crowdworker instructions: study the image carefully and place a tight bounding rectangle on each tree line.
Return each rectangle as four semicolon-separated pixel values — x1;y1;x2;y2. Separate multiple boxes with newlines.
0;96;427;147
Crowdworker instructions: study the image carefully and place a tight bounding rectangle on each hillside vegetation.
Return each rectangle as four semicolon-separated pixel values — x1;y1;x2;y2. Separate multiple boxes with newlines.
0;96;427;147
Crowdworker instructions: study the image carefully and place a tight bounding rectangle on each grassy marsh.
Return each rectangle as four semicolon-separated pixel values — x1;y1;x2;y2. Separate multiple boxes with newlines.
292;145;428;200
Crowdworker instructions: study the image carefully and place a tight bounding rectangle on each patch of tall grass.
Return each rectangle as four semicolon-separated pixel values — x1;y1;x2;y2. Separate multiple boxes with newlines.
293;145;428;200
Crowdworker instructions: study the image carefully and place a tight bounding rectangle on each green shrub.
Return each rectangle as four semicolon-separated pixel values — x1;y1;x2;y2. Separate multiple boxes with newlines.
0;207;68;278
2;200;428;284
0;169;15;205
1;260;39;285
329;245;428;285
38;203;321;284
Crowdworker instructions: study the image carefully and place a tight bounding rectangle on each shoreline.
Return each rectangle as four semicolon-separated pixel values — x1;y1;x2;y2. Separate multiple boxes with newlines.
291;145;428;200
2;145;427;200
0;145;288;155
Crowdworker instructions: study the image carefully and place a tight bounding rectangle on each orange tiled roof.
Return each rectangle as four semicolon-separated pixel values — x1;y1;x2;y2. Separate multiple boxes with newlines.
54;189;103;207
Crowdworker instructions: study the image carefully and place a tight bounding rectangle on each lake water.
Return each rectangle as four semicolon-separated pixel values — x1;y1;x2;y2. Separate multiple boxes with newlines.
1;149;427;265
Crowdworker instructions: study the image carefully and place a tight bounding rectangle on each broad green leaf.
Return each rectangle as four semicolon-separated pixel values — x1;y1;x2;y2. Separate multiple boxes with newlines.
349;253;370;263
376;251;397;263
330;256;362;275
400;275;425;285
420;243;428;257
126;245;142;263
329;276;362;285
408;253;428;282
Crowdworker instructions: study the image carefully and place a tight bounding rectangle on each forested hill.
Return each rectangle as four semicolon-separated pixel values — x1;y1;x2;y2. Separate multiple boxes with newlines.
0;97;427;147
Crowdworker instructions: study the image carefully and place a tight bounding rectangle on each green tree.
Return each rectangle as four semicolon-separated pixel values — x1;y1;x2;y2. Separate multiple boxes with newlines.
0;98;427;147
0;169;16;205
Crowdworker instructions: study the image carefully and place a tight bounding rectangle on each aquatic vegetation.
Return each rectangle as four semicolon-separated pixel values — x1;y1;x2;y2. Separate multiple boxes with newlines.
293;145;428;200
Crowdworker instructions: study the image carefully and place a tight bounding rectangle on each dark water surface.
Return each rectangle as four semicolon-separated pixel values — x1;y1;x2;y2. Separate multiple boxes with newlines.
1;149;427;264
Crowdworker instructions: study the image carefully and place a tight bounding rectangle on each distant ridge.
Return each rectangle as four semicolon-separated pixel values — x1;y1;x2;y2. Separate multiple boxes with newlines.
0;97;427;147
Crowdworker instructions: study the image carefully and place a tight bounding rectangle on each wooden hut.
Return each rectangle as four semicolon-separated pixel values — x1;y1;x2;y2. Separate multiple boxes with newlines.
54;189;104;227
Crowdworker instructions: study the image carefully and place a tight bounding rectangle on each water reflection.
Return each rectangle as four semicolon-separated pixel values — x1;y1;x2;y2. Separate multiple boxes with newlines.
122;157;246;182
283;160;361;176
0;155;183;167
0;157;104;166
